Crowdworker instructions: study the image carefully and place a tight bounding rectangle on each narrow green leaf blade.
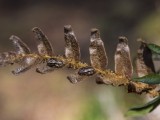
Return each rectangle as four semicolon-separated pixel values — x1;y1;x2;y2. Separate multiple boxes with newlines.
133;74;160;84
126;96;160;117
148;43;160;54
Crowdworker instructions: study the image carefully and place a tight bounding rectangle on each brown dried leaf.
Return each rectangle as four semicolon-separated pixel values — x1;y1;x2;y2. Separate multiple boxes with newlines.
12;55;39;75
89;28;108;70
32;27;54;56
136;40;155;77
64;25;81;63
114;36;133;79
0;51;17;67
10;35;31;55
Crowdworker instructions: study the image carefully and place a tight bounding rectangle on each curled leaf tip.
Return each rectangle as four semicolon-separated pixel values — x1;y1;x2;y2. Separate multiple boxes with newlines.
10;35;31;54
90;28;100;39
64;25;72;33
118;36;128;44
32;27;54;56
137;38;146;44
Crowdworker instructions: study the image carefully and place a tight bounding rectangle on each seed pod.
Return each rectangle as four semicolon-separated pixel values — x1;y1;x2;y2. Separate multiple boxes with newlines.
114;36;133;79
12;55;39;75
10;35;31;55
136;39;155;77
89;28;108;70
78;66;95;76
32;27;54;56
0;51;17;67
64;25;80;63
47;58;64;68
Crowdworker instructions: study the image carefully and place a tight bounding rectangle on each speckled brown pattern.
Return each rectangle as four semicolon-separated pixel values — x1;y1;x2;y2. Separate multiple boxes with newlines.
89;28;108;70
64;25;80;63
136;40;155;77
114;36;133;79
32;27;54;56
10;35;31;55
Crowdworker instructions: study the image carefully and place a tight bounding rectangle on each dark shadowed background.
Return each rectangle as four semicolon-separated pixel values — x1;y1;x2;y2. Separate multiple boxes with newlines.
0;0;160;120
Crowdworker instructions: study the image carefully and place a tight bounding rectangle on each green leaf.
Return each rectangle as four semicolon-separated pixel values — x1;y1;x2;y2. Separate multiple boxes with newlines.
133;74;160;84
148;43;160;54
126;96;160;117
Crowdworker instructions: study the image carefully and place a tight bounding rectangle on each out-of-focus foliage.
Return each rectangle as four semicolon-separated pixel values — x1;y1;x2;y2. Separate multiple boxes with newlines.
79;97;106;120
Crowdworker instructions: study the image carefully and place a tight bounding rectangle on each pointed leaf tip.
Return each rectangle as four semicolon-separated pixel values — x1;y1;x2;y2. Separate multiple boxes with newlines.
133;74;160;84
126;96;160;117
10;35;31;54
32;27;54;56
64;25;72;33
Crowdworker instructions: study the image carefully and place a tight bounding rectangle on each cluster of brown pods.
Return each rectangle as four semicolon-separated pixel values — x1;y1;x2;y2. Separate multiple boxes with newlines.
0;25;159;96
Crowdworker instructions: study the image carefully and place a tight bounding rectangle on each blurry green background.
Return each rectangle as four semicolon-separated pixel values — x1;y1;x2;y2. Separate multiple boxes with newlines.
0;0;160;120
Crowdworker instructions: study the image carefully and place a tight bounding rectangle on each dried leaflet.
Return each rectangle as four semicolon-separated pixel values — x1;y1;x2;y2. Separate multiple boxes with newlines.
89;28;108;70
0;51;17;67
32;27;54;56
128;39;156;94
12;55;39;75
0;35;34;70
136;39;155;77
10;35;31;55
68;28;108;84
89;28;108;84
32;27;55;73
64;25;80;63
114;36;133;79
